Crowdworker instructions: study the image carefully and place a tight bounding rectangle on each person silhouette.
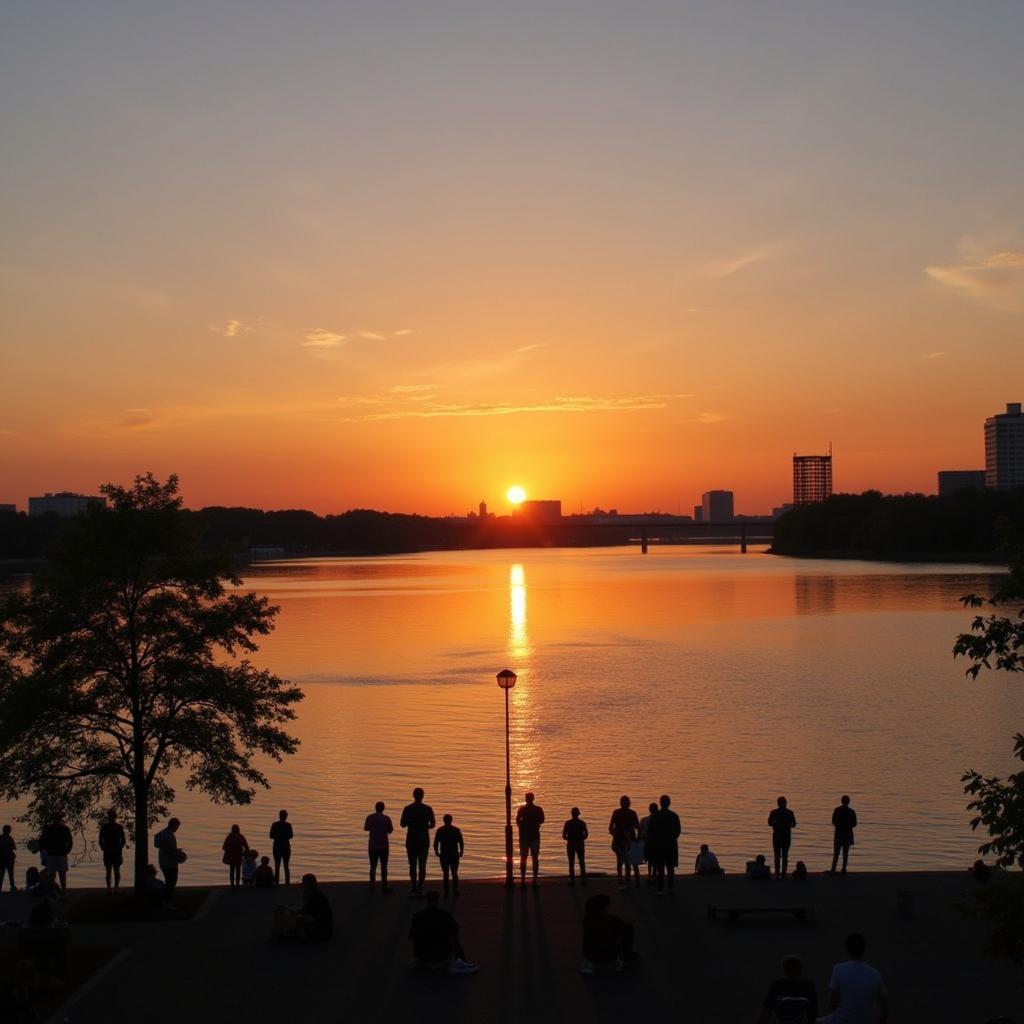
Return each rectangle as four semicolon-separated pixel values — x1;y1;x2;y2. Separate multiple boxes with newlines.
757;954;819;1024
694;843;723;875
830;795;857;874
222;824;249;888
409;891;478;972
768;796;797;878
821;933;888;1023
269;809;293;886
364;800;393;893
515;792;545;887
154;817;183;903
0;824;16;892
433;814;464;897
98;810;127;892
562;807;588;885
401;787;435;896
608;796;640;890
651;794;681;894
640;802;658;883
580;893;636;974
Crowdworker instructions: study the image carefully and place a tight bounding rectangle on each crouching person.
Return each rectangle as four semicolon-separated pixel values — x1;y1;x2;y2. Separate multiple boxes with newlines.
580;893;636;974
272;873;332;941
409;892;479;973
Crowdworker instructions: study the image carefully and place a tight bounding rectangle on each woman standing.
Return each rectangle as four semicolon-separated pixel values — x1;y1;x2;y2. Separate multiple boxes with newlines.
222;824;249;888
608;796;641;891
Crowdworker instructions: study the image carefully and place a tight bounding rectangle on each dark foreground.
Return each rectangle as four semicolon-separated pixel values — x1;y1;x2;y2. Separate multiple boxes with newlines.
6;872;1023;1023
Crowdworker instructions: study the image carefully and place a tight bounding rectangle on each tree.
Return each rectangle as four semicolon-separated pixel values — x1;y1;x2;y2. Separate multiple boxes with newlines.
0;473;303;896
954;546;1024;868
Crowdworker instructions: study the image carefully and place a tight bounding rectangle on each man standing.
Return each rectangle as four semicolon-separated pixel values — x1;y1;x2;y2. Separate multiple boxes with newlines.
820;933;888;1023
831;795;858;874
400;787;435;895
651;794;681;894
433;814;464;898
269;809;294;885
515;791;545;887
562;807;588;885
154;817;183;903
98;810;127;892
364;801;393;893
39;815;73;893
768;796;797;879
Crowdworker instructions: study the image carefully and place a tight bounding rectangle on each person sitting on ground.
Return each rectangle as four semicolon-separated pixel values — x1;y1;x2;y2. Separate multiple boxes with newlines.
144;864;166;908
241;848;259;885
580;893;636;975
757;954;819;1024
792;860;808;882
24;865;40;890
694;843;724;875
408;891;479;973
969;859;992;883
273;873;333;941
747;854;772;879
253;855;276;887
433;814;464;897
819;932;887;1024
27;866;60;902
1;823;17;892
563;807;588;885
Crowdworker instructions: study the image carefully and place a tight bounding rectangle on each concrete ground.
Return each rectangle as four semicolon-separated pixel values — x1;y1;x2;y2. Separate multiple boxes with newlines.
4;872;1022;1023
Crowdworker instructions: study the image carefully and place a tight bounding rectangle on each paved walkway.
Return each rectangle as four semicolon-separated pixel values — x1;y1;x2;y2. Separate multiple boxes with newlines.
8;872;1023;1022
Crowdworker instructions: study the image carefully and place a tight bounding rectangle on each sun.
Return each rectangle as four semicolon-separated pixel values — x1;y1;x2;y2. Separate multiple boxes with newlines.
506;485;526;505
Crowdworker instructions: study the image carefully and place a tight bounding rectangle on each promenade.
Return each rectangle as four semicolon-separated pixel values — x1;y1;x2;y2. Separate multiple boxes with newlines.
8;871;1021;1023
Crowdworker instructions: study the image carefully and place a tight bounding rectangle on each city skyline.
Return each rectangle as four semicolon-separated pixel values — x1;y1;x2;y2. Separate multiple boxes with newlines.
2;3;1023;515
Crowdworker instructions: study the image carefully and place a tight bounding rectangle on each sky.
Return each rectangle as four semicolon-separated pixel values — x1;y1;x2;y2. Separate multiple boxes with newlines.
2;1;1023;515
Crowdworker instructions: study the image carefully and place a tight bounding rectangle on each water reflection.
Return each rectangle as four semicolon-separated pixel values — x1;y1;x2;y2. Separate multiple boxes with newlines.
506;563;539;795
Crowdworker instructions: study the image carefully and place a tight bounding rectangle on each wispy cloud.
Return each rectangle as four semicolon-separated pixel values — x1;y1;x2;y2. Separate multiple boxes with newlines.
210;318;261;338
694;411;728;424
514;343;545;354
358;331;387;341
705;245;778;280
392;329;414;336
336;393;693;422
121;407;157;429
925;238;1024;312
389;384;436;394
302;328;347;348
922;350;946;360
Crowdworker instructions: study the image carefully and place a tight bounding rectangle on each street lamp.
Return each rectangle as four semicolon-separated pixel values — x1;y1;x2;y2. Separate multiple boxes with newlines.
496;668;517;887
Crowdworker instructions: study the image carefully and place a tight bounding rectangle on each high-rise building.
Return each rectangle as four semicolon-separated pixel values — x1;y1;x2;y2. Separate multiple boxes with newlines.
937;470;986;496
984;402;1024;491
518;499;562;522
693;504;704;523
28;492;105;517
479;500;488;519
0;503;16;514
793;450;833;505
701;490;734;522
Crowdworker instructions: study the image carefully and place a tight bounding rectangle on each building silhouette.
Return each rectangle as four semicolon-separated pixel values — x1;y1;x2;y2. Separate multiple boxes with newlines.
28;492;105;517
479;499;488;519
937;470;986;496
518;500;562;523
693;504;703;523
984;402;1024;491
701;490;734;522
0;503;16;514
793;450;833;505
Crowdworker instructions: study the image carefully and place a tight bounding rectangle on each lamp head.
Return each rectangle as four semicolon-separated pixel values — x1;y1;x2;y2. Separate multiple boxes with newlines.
496;668;517;690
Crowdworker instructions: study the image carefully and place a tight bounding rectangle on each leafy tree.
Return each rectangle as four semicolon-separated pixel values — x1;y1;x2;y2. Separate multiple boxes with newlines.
0;473;303;895
954;547;1024;869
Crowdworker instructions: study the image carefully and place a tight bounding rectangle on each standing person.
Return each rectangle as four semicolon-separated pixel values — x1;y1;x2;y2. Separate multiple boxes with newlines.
222;824;249;888
154;818;183;903
400;787;435;896
39;815;73;893
364;801;393;893
0;824;16;892
433;814;464;897
98;810;127;892
651;794;681;894
831;795;858;874
639;802;658;884
562;807;588;885
269;809;293;886
608;796;641;891
515;791;545;887
820;933;888;1024
768;796;797;879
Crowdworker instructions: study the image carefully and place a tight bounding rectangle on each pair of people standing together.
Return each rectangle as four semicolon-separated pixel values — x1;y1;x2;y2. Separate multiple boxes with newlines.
610;795;681;893
767;795;858;878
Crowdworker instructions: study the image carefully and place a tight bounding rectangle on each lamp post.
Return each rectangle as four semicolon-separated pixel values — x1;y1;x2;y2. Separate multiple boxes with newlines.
496;668;517;887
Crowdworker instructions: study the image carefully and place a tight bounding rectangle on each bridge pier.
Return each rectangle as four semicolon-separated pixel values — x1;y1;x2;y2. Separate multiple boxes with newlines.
641;528;648;554
740;524;747;554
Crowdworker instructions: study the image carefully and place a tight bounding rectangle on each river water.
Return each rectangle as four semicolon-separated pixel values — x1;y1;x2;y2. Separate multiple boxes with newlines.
6;546;1023;884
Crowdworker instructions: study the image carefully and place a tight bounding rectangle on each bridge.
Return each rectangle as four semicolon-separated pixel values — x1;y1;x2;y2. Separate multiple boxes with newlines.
541;517;775;553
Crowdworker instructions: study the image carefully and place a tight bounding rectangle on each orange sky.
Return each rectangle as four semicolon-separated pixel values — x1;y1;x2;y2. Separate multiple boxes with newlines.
2;4;1022;516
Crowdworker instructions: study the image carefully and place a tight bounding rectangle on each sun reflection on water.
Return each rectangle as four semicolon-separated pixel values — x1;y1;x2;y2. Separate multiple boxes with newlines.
506;562;539;795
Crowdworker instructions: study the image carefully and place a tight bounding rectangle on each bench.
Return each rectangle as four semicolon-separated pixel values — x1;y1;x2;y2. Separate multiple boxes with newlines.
707;904;813;922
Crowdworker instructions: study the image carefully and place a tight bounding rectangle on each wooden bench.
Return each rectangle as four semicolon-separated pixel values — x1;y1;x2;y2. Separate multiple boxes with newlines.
707;904;813;922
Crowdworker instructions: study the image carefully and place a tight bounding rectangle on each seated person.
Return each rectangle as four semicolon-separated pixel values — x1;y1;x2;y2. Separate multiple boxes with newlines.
757;955;818;1024
273;873;333;941
747;854;772;879
253;855;276;887
409;892;478;973
241;848;259;885
970;859;992;883
144;863;166;907
580;893;635;974
792;860;808;881
27;867;60;901
694;843;724;875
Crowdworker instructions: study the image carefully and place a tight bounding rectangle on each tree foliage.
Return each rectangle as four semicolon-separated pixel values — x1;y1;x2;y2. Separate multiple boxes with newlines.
954;547;1024;870
0;473;304;893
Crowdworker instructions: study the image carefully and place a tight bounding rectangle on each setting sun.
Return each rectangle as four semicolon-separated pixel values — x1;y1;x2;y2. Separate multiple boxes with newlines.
506;485;526;505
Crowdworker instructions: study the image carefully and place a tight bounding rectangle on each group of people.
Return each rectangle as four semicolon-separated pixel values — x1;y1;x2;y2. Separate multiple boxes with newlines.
354;790;860;894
